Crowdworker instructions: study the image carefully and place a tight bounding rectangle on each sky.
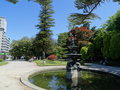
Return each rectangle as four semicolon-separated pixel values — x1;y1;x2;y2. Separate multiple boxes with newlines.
0;0;120;42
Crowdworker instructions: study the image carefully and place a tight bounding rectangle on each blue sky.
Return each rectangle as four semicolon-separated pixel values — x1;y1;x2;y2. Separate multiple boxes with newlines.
0;0;120;42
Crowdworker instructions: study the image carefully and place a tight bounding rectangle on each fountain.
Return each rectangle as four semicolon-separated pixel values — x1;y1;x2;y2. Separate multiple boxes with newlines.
66;30;82;89
27;28;120;90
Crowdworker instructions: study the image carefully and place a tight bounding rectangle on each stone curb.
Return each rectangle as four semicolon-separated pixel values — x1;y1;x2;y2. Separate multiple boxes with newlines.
20;65;120;90
20;66;65;90
81;66;120;78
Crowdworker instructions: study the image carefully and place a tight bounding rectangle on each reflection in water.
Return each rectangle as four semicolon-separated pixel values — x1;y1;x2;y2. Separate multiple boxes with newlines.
66;70;82;90
49;75;66;90
29;70;120;90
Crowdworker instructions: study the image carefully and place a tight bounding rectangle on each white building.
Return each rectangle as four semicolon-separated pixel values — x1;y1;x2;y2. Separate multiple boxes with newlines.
0;17;10;53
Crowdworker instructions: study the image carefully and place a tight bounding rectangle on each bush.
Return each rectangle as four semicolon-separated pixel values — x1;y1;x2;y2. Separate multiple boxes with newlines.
24;56;31;61
80;42;94;61
47;54;58;60
0;58;3;62
80;46;88;60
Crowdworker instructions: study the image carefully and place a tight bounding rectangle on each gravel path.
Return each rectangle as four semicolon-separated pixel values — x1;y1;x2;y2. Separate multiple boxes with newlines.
0;61;41;90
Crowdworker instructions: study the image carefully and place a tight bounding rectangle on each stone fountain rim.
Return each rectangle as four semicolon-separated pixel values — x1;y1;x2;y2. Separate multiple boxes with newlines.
20;67;65;90
20;66;120;90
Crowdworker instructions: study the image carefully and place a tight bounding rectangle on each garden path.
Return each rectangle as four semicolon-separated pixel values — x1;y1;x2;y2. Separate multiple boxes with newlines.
0;61;65;90
0;61;120;90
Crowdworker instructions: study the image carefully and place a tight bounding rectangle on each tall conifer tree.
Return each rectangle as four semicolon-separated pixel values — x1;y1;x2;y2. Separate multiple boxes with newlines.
33;0;54;59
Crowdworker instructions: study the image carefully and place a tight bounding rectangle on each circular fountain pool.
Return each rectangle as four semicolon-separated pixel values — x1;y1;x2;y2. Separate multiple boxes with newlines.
29;70;120;90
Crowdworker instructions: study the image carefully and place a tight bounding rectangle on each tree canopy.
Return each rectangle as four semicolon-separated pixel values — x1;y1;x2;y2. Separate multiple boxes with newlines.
33;0;54;59
69;0;120;26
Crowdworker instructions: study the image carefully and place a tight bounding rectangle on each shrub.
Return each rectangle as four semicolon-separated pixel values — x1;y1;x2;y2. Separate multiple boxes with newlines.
0;58;3;62
80;42;94;61
80;46;88;60
47;54;58;60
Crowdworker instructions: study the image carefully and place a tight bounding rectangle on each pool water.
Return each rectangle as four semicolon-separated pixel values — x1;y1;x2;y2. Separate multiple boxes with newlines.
29;70;120;90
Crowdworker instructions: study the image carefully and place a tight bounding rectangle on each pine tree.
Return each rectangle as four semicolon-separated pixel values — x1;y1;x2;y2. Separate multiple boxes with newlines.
33;0;54;60
69;0;120;26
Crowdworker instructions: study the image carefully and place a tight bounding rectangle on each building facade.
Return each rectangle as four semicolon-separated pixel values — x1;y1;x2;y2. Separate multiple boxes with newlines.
0;17;10;53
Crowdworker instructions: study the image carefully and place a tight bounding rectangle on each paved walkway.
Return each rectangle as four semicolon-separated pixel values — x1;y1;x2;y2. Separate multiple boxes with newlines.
0;61;65;90
0;61;120;90
82;63;120;77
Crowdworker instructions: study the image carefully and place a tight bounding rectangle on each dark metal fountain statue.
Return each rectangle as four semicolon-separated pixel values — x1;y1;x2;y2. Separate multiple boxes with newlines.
66;30;82;90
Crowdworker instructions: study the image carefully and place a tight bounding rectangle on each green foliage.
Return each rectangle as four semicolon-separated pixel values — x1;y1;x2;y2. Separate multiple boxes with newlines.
80;46;88;60
6;0;19;4
34;59;67;66
80;42;94;60
75;0;120;13
0;61;8;66
102;10;120;32
33;0;54;58
109;32;120;60
93;30;104;50
72;0;120;26
57;32;68;47
92;29;105;60
36;0;54;30
87;42;94;58
53;46;67;59
33;31;54;57
69;13;99;25
10;37;33;60
102;32;111;58
0;58;3;62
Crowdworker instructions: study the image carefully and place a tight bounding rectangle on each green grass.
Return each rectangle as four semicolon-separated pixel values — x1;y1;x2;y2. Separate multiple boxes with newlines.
34;59;67;66
0;61;8;66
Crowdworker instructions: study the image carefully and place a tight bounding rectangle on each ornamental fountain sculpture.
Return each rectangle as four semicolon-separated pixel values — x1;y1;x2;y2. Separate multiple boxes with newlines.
66;30;82;89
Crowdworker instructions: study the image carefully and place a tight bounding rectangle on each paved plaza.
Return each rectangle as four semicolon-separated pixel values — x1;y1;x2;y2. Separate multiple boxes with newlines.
0;61;120;90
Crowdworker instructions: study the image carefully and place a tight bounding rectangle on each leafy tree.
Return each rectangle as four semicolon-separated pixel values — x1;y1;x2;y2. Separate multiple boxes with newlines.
33;32;54;58
68;26;94;47
109;32;120;60
102;32;111;58
75;0;120;13
92;29;105;60
69;0;120;26
10;37;33;60
80;42;94;61
53;46;67;59
57;32;68;47
10;40;21;59
102;10;120;31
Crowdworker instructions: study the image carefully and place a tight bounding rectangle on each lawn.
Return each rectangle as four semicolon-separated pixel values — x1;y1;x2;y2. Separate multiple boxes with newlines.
34;59;67;66
0;61;8;66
